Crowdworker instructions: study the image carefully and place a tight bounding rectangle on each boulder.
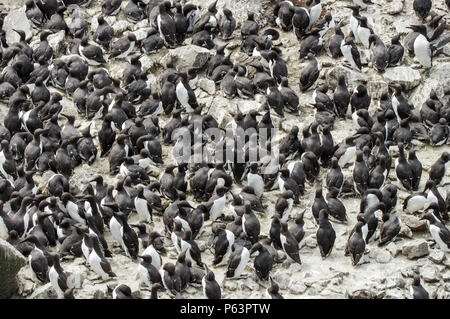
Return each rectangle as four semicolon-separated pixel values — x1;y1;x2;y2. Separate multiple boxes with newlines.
401;215;428;231
48;31;66;53
442;272;450;282
429;250;445;264
443;43;450;57
66;271;85;289
161;45;212;73
386;242;400;257
410;62;450;110
0;238;27;298
305;234;318;248
375;250;392;264
112;20;129;35
421;265;441;283
197;78;216;95
288;262;302;273
29;283;56;299
204;96;234;128
384;288;405;299
386;0;404;15
348;288;372;299
326;66;386;99
4;10;33;46
385;274;406;289
287;280;307;295
222;279;238;291
139;51;167;73
402;239;429;260
382;66;421;91
326;66;367;91
398;224;413;238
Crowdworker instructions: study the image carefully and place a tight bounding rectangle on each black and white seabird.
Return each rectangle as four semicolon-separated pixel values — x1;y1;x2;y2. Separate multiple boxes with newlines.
102;0;122;16
109;33;137;60
33;31;54;64
325;26;344;59
341;37;362;71
268;50;288;84
88;233;116;280
299;53;320;92
326;187;347;223
93;15;115;49
428;152;449;186
157;3;176;47
176;73;198;113
369;34;388;73
137;254;162;287
26;0;45;29
307;0;322;28
326;157;344;192
241;12;259;39
249;242;273;281
274;190;294;222
134;186;153;224
413;0;432;21
220;69;237;99
266;277;283;299
212;227;235;266
247;163;264;198
160;262;182;296
22;235;49;283
410;274;429;299
242;202;260;244
141;28;165;53
79;36;106;65
225;244;250;278
347;221;366;266
395;143;413;191
202;265;221;299
406;24;432;68
356;16;373;48
378;210;402;246
291;5;310;39
280;222;301;264
219;8;236;40
388;34;404;67
422;212;450;252
298;28;323;59
430;118;449;146
48;253;68;299
111;284;134;299
124;0;146;23
353;150;369;195
316;209;336;258
274;1;294;31
279;77;299;114
266;79;284;117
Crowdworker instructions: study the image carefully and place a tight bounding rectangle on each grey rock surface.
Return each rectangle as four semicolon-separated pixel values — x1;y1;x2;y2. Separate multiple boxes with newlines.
402;240;429;260
0;239;27;298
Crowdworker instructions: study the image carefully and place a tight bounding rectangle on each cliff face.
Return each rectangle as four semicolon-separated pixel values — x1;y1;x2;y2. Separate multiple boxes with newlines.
1;0;450;299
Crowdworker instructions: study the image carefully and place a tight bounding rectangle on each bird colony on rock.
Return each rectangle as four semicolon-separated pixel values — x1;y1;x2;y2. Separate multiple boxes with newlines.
0;0;449;299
